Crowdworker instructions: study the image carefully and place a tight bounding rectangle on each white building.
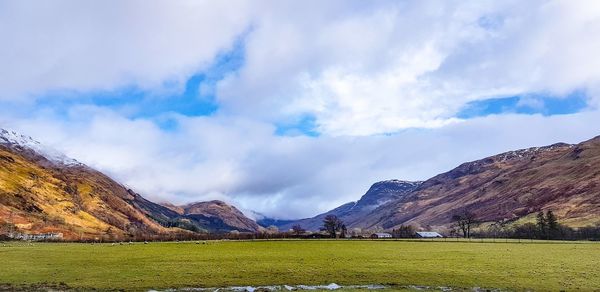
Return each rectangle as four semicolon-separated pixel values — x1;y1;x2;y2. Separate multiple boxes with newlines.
9;232;63;241
415;231;443;238
370;232;393;239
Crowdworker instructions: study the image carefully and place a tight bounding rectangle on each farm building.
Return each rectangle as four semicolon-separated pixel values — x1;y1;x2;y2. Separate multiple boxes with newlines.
415;231;443;238
8;232;63;241
370;232;392;239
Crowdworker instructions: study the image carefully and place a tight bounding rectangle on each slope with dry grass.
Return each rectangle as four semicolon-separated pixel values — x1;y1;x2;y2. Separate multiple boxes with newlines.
361;137;600;230
0;145;173;240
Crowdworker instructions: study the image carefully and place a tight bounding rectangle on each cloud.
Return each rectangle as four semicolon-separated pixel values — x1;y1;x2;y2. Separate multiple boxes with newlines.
0;0;252;100
2;1;600;219
216;0;600;135
4;105;600;219
3;1;600;133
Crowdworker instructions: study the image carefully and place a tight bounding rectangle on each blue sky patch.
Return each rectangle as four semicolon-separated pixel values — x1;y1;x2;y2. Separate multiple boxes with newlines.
457;90;588;119
15;35;249;131
275;115;319;137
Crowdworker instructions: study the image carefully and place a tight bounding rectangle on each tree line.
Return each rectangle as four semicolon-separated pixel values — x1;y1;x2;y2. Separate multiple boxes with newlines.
450;210;600;241
4;210;600;242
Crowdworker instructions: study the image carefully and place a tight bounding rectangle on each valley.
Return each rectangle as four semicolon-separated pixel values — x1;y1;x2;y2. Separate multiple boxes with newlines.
3;128;600;240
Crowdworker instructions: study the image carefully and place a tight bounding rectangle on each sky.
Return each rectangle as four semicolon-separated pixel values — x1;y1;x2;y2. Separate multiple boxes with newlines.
2;0;600;219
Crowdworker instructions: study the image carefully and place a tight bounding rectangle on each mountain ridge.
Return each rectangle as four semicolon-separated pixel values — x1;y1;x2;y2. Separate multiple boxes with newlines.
278;180;423;231
356;137;600;231
0;128;262;239
2;128;600;238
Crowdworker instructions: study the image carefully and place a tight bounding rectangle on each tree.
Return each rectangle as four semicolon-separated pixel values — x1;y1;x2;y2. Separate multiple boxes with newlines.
546;210;559;239
291;225;305;236
321;215;344;238
452;210;478;238
488;219;509;239
546;211;560;238
536;211;547;239
513;223;538;239
392;225;415;238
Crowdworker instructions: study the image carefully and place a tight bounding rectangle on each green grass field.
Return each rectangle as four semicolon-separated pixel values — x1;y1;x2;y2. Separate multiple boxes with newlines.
1;240;599;291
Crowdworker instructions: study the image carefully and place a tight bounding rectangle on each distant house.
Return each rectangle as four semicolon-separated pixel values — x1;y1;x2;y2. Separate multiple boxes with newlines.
415;231;443;238
8;232;63;241
370;232;392;239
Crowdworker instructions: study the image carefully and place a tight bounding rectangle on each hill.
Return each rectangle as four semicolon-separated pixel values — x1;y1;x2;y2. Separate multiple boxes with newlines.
359;137;600;231
279;180;422;231
179;200;262;233
0;129;261;240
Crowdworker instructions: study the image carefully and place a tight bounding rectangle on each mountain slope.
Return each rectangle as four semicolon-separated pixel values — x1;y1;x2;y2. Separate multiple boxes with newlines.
360;138;600;231
0;129;261;239
0;141;170;240
279;180;422;231
181;200;262;233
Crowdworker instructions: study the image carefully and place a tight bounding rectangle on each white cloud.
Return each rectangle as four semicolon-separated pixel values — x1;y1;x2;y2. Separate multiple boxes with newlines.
2;0;600;134
215;0;600;135
3;1;600;219
0;0;252;100
4;106;600;219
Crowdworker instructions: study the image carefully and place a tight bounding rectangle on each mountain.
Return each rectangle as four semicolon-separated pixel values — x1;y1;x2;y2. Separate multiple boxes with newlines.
0;129;261;239
359;138;600;231
160;201;263;233
180;200;263;233
278;180;423;231
0;129;171;240
5;127;599;238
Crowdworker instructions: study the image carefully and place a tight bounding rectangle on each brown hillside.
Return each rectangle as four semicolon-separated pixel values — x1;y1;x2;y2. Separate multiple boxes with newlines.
182;200;262;233
0;132;263;239
359;137;600;231
0;145;169;240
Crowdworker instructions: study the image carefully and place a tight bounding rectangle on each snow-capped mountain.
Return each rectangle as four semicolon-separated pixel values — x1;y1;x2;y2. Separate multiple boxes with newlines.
277;180;423;231
351;179;423;211
0;128;263;239
0;128;80;166
358;137;600;231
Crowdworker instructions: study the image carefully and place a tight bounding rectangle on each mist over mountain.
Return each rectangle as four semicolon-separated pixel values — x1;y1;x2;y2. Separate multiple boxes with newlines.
0;129;261;239
2;128;600;239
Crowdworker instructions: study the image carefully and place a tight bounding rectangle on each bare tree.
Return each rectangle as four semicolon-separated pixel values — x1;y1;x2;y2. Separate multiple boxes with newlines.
291;225;305;236
452;210;478;238
321;215;344;238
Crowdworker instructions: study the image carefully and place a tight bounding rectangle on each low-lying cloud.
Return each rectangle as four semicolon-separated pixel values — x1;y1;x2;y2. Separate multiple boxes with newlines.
4;107;600;219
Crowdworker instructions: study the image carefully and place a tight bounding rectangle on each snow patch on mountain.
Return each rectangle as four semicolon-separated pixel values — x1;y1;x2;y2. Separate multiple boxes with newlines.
496;143;573;162
0;128;81;166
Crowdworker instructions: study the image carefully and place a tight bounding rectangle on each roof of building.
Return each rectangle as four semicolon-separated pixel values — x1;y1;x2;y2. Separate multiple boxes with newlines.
416;231;443;237
372;232;392;236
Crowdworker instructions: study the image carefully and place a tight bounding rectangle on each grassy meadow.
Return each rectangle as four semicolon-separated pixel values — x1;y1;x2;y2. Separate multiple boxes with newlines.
1;239;599;291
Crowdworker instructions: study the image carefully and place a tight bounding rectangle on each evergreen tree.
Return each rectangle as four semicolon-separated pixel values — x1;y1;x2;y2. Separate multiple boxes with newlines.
536;211;547;239
546;210;559;239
